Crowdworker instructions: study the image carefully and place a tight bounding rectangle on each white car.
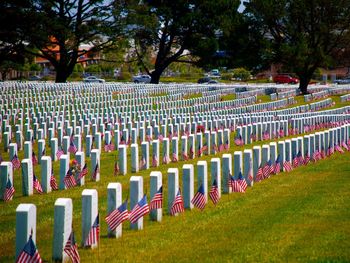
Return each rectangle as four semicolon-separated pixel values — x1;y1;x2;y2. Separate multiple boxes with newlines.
132;74;151;83
83;76;105;83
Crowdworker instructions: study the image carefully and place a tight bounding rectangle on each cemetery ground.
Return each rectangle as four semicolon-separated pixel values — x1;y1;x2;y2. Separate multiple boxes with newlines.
1;93;350;262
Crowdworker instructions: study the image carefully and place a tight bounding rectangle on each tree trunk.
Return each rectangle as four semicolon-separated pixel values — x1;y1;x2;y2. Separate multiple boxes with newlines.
55;66;73;83
150;70;162;84
298;74;312;94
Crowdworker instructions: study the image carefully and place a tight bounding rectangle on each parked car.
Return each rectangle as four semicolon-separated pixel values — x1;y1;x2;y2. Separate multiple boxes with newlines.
197;77;219;84
132;74;151;83
83;76;105;83
334;77;350;84
28;75;42;81
273;74;299;84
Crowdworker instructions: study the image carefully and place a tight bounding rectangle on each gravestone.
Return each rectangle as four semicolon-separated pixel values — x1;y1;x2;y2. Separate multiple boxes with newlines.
182;164;194;209
210;158;221;197
41;156;52;193
21;159;33;196
82;189;99;248
150;171;162;222
107;182;123;238
167;168;179;215
15;204;37;261
130;176;144;230
52;198;73;262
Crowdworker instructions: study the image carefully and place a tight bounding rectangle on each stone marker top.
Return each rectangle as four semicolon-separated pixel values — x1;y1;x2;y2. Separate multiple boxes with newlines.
16;203;36;212
54;198;72;206
211;157;221;162
222;153;232;158
150;171;162;176
269;142;277;146
168;168;178;174
253;145;261;150
243;149;253;154
183;164;194;169
82;189;97;196
234;151;242;155
130;175;142;182
107;182;120;189
41;156;51;161
197;160;207;166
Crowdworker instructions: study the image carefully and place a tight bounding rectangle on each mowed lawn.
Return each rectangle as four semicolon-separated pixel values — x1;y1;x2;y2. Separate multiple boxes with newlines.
1;150;349;262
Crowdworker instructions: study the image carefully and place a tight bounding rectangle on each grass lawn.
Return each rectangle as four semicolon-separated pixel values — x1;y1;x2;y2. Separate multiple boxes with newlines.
0;95;349;262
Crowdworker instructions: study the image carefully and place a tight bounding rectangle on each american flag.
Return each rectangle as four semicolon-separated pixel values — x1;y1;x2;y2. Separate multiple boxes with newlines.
201;143;208;154
304;152;311;165
238;172;248;192
32;152;38;166
292;154;299;168
16;234;42;263
11;154;21;170
189;145;194;159
232;177;244;193
209;179;220;205
114;160;119;176
172;152;178;162
218;143;224;152
212;142;218;152
342;141;349;151
279;127;284;137
105;200;129;231
158;134;164;141
64;169;76;189
250;133;257;142
104;141;111;152
152;154;158;167
228;174;235;191
64;231;80;263
68;141;78;154
85;214;99;247
129;195;150;224
182;151;189;161
283;160;293;172
56;147;64;160
150;186;163;210
139;155;146;169
263;160;272;178
234;135;243;146
256;165;264;182
92;163;99;181
274;154;281;174
297;151;304;165
335;144;344;154
312;149;319;162
4;178;15;201
263;130;270;140
33;174;43;194
108;142;115;151
77;164;88;180
162;153;170;164
170;189;185;215
224;139;229;150
50;170;58;190
191;184;206;210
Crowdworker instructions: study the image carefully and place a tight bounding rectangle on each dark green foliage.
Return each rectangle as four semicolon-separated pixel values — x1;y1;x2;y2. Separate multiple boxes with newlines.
245;0;350;93
123;0;240;83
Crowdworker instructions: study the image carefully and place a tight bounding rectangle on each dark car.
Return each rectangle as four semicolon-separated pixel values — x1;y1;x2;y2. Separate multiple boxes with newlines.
334;77;350;84
28;75;42;81
198;77;219;84
273;74;299;84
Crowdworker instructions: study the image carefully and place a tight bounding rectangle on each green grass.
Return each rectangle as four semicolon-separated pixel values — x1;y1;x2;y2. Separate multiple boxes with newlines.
1;96;350;262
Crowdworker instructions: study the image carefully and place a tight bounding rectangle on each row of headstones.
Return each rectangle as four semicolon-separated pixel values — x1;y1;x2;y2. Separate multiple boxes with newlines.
304;90;329;102
235;89;265;99
309;98;333;111
0;147;98;199
1;100;347;153
340;94;350;102
329;87;350;95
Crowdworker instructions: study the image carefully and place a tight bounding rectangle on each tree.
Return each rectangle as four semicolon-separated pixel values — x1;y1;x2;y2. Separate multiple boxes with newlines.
124;0;240;84
0;0;29;80
245;0;350;93
19;0;123;83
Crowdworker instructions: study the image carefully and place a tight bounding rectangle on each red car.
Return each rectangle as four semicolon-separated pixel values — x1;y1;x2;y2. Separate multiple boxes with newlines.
273;74;299;84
